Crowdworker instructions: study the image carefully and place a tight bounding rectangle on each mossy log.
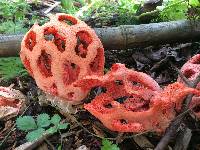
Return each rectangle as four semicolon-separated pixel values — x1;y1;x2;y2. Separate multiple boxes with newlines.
0;20;200;56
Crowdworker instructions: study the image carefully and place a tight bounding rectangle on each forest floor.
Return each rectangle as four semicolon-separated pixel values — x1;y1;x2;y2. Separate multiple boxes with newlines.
1;41;200;150
1;0;200;150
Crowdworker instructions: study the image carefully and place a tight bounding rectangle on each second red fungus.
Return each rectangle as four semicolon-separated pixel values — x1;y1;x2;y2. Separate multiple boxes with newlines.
178;54;200;118
84;82;200;133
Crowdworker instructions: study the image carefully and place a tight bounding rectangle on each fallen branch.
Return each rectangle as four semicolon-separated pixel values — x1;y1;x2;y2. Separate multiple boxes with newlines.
44;1;61;14
0;20;200;56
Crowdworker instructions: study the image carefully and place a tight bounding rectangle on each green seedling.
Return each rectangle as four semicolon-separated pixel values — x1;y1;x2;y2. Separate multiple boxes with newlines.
16;113;68;142
101;139;120;150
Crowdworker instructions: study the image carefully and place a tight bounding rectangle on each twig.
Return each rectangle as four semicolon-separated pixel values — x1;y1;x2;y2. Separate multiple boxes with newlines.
170;63;191;87
137;0;186;20
155;67;200;150
115;133;124;144
15;133;52;150
174;127;192;150
44;1;61;15
155;109;190;150
44;138;55;150
63;112;151;141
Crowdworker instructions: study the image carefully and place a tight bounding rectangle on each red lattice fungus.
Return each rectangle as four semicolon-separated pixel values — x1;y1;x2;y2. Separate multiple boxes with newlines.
20;13;104;103
178;54;200;118
84;82;200;133
179;54;200;82
75;64;200;133
0;86;25;120
76;63;161;99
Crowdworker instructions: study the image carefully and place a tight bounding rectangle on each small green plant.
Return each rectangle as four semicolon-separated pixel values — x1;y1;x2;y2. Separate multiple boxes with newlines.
0;0;30;20
0;0;31;34
101;139;120;150
16;114;69;142
158;0;188;21
117;0;141;25
0;21;28;34
61;0;73;10
0;57;28;81
157;0;200;21
78;0;141;26
60;0;81;14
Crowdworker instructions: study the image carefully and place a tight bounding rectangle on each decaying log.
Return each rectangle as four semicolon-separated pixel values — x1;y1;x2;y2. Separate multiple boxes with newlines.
0;20;200;56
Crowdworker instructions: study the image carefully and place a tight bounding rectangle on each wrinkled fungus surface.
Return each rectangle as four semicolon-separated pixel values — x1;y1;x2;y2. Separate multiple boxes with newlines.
83;82;200;133
20;13;104;103
76;63;161;99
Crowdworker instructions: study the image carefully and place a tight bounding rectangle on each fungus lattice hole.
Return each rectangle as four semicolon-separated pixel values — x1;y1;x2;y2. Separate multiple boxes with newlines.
120;119;128;124
104;103;112;108
68;92;74;99
124;96;150;112
44;34;54;41
75;31;92;58
162;109;167;115
94;87;107;95
25;31;36;51
44;27;66;52
63;61;80;86
86;87;107;103
23;57;33;76
90;48;104;73
50;83;58;95
131;81;141;86
193;105;200;113
37;50;52;77
58;15;77;25
114;96;128;104
141;100;150;111
184;69;196;79
115;80;123;86
71;63;76;69
101;87;107;93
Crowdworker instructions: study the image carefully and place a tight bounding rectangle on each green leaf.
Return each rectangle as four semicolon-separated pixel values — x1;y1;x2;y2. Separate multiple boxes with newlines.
61;0;73;10
37;113;51;128
58;123;69;130
46;126;58;134
16;116;37;131
101;139;120;150
159;0;188;21
189;0;200;6
57;145;62;150
0;57;28;80
26;128;45;142
51;114;61;125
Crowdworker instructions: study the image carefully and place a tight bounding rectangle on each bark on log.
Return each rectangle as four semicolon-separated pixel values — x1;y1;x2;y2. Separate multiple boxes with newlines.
0;20;200;56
